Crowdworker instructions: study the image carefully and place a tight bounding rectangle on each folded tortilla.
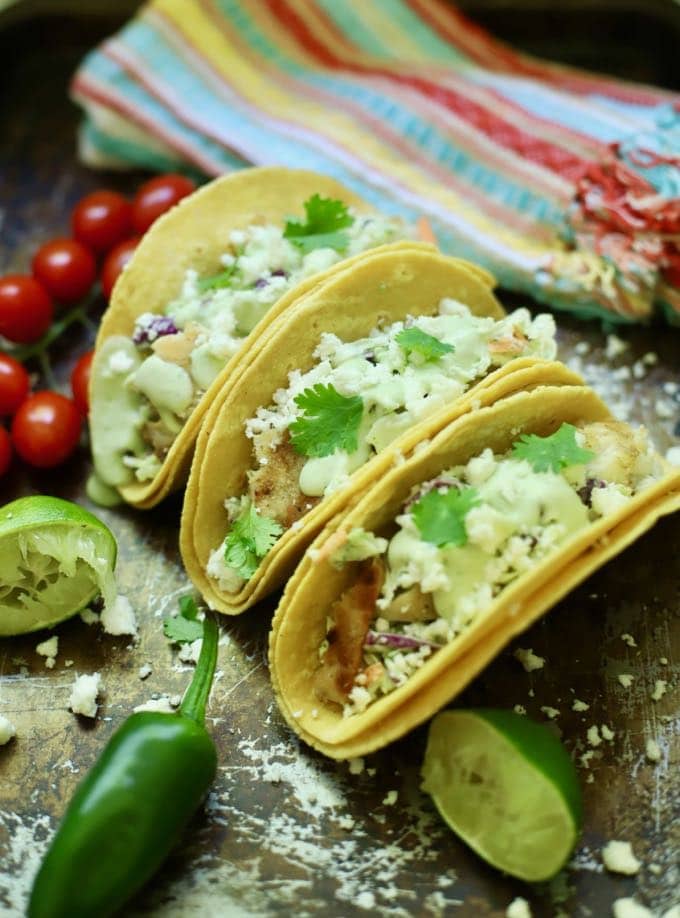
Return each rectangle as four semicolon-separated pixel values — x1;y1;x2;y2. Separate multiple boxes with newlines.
268;385;680;759
89;166;430;509
180;244;581;615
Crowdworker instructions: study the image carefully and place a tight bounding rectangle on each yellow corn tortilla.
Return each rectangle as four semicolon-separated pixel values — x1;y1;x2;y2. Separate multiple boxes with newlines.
268;385;680;759
180;243;583;615
90;166;451;509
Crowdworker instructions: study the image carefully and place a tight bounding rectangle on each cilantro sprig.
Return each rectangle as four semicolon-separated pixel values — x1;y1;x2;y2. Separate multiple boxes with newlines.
163;595;204;645
283;194;355;254
411;486;479;548
197;263;237;293
511;423;594;473
289;384;364;458
396;327;454;362
224;501;283;580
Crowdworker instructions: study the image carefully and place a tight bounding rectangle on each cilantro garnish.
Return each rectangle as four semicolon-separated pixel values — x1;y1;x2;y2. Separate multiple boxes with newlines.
283;194;355;254
511;423;594;473
223;501;283;580
163;595;204;644
411;486;479;547
289;384;364;458
396;327;454;361
197;263;237;293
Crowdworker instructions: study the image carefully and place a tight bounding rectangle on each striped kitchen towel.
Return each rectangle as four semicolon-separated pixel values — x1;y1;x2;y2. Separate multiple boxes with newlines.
71;0;680;323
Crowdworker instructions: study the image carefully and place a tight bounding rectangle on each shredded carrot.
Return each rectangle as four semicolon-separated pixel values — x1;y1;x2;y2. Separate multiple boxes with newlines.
417;216;437;244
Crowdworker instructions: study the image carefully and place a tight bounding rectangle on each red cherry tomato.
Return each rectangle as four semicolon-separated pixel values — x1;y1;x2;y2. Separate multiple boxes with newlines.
0;275;53;344
131;173;196;234
72;190;133;254
0;427;12;477
11;391;82;468
70;350;93;416
0;354;30;416
100;236;141;300
32;238;97;304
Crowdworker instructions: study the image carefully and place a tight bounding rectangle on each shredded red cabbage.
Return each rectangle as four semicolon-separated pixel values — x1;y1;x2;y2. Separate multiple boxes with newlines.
132;314;178;346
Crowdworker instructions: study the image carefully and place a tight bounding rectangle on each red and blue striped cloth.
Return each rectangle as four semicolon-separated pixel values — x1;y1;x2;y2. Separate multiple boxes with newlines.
71;0;680;323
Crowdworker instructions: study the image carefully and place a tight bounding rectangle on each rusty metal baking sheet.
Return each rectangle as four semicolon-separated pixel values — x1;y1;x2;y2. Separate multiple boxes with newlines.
1;10;679;918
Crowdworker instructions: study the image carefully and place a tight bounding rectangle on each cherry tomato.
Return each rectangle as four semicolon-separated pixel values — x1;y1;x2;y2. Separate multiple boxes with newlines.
70;350;93;416
0;354;30;416
11;391;82;468
100;236;141;300
0;427;12;477
0;275;53;344
131;173;196;234
72;190;133;254
32;238;97;304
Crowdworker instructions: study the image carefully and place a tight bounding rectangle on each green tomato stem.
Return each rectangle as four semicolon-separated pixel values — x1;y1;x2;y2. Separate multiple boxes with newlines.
180;614;219;725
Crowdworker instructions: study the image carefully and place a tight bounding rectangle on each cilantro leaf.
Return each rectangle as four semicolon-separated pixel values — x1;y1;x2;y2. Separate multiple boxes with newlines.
163;595;204;644
197;263;237;293
511;423;594;473
411;486;479;547
289;384;364;458
224;501;283;580
396;327;454;361
283;194;354;254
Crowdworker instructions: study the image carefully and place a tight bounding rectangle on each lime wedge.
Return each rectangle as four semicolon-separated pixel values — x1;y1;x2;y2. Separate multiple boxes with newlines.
0;496;117;636
421;709;582;882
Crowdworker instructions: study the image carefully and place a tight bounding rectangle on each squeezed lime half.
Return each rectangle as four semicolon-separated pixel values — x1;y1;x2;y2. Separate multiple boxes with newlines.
421;709;582;882
0;496;117;636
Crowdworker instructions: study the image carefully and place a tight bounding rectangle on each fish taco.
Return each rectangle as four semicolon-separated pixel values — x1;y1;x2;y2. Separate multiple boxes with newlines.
180;244;577;615
268;385;680;759
88;166;421;508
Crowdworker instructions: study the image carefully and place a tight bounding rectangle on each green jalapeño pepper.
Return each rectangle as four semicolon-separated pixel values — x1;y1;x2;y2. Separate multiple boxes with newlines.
29;609;219;918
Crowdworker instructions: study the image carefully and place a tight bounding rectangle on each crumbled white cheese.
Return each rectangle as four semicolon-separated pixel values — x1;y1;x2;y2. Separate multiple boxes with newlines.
659;656;668;665
80;607;100;625
35;636;59;669
601;724;615;742
0;715;16;745
513;704;527;715
355;891;376;910
587;725;602;747
506;897;532;918
348;757;365;775
513;647;545;672
612;898;653;918
665;446;680;467
69;673;103;719
138;664;152;680
645;739;662;763
618;674;634;688
621;633;637;648
101;594;138;637
602;840;642;875
134;696;175;714
572;699;590;712
382;790;398;806
651;679;668;702
178;638;202;664
605;335;629;360
540;706;560;720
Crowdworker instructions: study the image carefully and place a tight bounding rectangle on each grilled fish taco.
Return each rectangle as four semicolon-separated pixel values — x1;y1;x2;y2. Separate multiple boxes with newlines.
268;385;680;759
180;245;577;615
88;166;418;509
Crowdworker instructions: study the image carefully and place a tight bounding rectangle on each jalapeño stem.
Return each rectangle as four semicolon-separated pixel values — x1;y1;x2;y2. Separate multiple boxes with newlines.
180;614;219;724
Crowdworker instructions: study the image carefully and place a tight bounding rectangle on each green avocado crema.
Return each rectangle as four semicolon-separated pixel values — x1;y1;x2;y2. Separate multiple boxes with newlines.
319;420;661;715
90;203;408;491
205;302;557;592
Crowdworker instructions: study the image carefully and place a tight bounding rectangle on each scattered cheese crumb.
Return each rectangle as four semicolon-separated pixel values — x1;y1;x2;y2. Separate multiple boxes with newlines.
540;706;560;720
101;594;138;637
612;898;653;918
572;699;590;712
348;757;365;775
580;750;596;769
382;790;398;806
648;863;662;876
602;840;642;876
69;673;103;719
513;704;527;715
651;680;668;701
355;891;375;910
621;633;637;648
79;607;100;625
0;715;16;745
513;647;545;672
134;696;175;714
605;334;629;360
35;636;59;669
618;674;634;688
178;638;202;664
587;725;602;747
506;897;532;918
659;657;668;665
645;739;662;763
601;724;615;742
664;446;680;467
138;664;152;680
